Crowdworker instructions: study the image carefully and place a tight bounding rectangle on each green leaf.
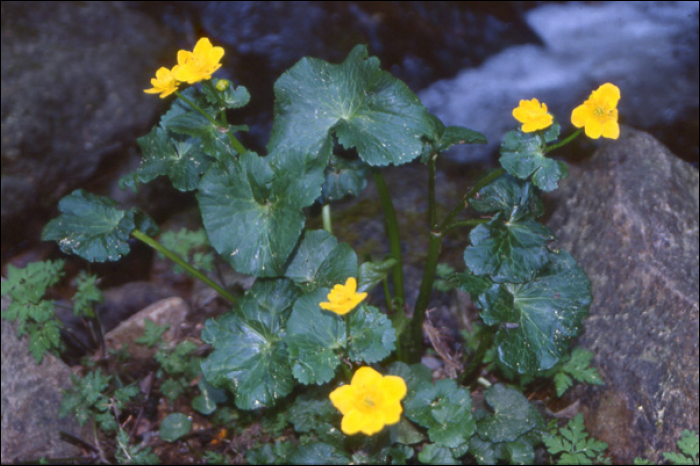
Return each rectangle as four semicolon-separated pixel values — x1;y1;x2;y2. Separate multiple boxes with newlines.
417;444;459;465
2;260;65;304
476;251;592;375
390;418;426;445
115;429;161;465
288;389;338;434
71;271;103;318
269;44;434;167
347;304;396;364
322;155;370;203
160;87;239;159
199;149;327;277
135;319;170;348
159;412;192;442
159;227;214;274
27;320;63;363
664;430;699;465
405;378;476;448
134;126;212;192
42;190;156;263
192;378;228;415
554;348;604;397
357;257;398;293
246;442;295;466
544;414;609;465
464;214;553;284
478;384;538;444
285;288;345;385
421;113;487;162
202;79;251;110
289;443;350;465
385;444;415;465
285;230;358;292
499;130;569;192
201;279;299;409
470;174;544;220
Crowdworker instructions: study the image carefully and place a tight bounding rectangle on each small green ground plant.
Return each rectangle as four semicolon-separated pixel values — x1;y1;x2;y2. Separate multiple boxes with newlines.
3;38;631;464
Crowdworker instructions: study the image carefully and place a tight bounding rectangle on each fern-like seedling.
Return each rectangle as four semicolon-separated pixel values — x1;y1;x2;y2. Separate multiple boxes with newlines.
159;227;214;274
544;414;611;465
664;430;699;465
1;260;66;362
553;348;604;397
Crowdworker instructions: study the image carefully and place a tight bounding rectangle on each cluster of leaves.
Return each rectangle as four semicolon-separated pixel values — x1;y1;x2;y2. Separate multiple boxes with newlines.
635;430;699;466
59;369;139;433
2;260;66;362
543;414;611;465
154;340;202;402
456;169;592;378
2;260;105;362
158;227;214;274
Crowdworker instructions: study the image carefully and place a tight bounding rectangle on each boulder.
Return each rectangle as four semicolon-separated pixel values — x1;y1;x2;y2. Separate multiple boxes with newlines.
1;2;173;240
548;127;699;464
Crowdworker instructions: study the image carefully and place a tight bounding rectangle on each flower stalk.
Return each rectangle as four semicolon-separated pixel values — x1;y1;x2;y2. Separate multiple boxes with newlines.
371;168;406;307
131;229;237;304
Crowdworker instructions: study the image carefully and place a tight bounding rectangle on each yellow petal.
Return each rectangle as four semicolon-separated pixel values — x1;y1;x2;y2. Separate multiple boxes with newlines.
378;401;403;425
584;118;603;139
193;37;213;54
329;384;357;415
601;119;620;139
570;104;590;128
378;375;407;403
340;410;364;435
352;366;382;389
595;83;621;107
359;413;386;435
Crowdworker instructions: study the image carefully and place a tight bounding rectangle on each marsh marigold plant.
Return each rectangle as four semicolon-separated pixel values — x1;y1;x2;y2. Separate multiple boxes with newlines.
512;98;553;132
571;82;621;139
329;367;407;436
319;277;367;316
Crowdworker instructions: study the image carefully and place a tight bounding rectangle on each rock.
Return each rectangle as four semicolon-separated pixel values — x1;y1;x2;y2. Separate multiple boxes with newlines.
419;1;699;164
1;2;174;241
54;281;177;357
1;284;92;463
547;127;699;464
105;297;189;359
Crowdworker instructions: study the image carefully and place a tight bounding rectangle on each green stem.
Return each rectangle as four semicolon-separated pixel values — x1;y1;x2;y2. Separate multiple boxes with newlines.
174;90;247;155
322;204;332;234
459;326;496;384
439;168;506;231
544;128;582;154
405;229;442;363
371;168;405;306
131;229;237;305
443;219;489;235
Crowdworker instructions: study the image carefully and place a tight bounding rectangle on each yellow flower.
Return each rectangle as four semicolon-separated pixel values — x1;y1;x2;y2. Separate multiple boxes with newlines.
329;367;407;436
319;277;367;316
571;83;621;139
143;66;180;98
512;98;553;132
174;37;225;84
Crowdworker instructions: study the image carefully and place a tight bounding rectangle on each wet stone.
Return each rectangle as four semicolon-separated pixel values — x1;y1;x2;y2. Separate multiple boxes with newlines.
547;127;699;464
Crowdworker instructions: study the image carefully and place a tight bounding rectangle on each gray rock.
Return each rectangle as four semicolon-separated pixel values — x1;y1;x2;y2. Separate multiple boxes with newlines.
1;2;174;236
1;287;92;463
547;127;699;464
419;1;699;163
